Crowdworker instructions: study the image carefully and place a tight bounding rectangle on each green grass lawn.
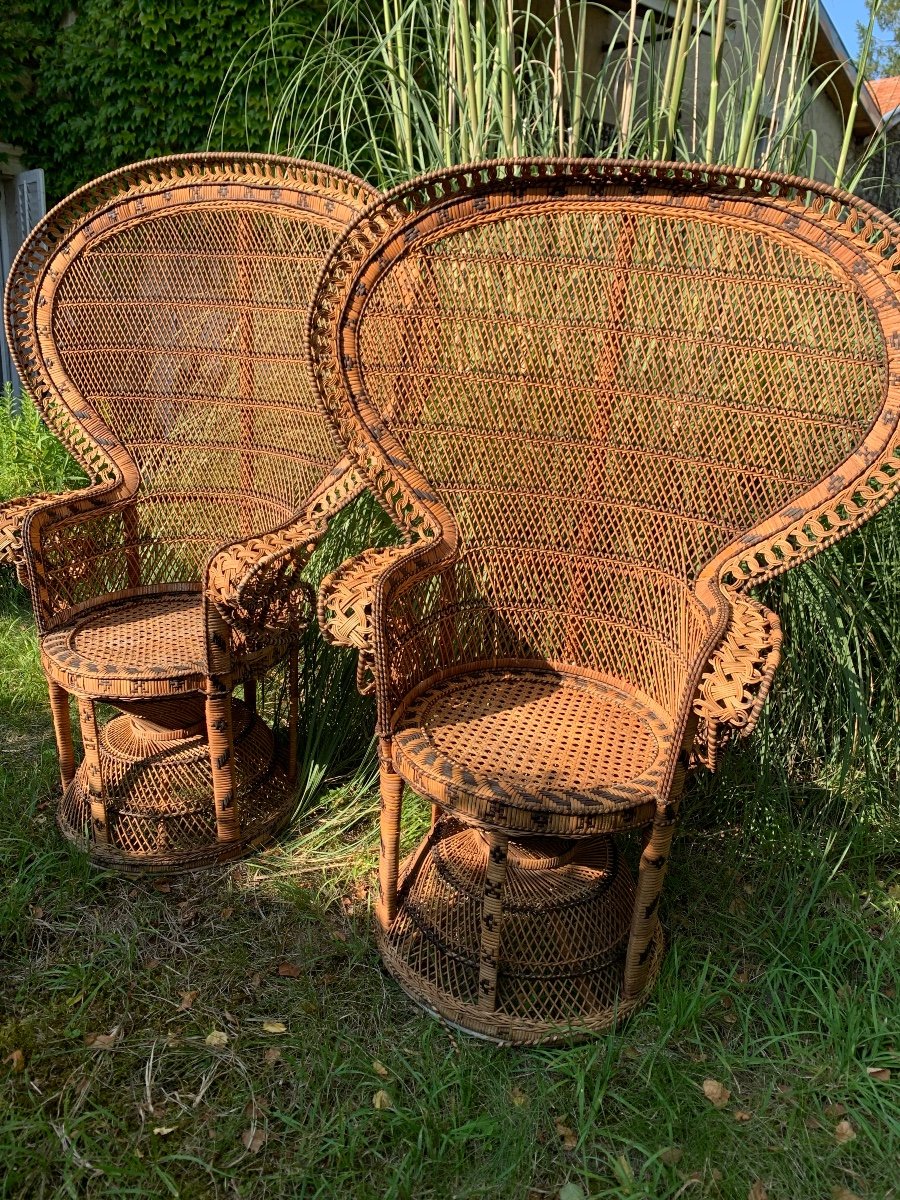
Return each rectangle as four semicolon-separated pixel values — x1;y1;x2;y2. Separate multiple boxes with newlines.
2;578;898;1200
1;389;899;1198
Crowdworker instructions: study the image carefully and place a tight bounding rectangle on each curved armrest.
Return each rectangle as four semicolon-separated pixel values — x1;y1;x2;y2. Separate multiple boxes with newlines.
11;485;129;627
205;460;369;637
318;544;420;693
1;493;60;581
205;517;323;637
693;594;783;771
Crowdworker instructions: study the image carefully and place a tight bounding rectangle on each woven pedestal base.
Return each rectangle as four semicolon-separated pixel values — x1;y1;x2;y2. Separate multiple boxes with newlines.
57;700;293;872
379;819;663;1045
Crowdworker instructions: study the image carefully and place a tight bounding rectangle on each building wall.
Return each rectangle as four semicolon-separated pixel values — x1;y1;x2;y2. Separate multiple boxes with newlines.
531;0;860;181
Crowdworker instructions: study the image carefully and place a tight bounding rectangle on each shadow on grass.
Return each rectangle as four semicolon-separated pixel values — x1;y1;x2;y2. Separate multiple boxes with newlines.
1;568;899;1199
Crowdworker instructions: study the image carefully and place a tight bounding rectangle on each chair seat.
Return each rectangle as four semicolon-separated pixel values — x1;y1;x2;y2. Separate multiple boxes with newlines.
392;667;675;835
41;591;287;699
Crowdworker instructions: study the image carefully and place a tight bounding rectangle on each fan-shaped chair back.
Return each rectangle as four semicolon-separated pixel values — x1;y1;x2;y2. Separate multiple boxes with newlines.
311;160;900;716
6;155;377;584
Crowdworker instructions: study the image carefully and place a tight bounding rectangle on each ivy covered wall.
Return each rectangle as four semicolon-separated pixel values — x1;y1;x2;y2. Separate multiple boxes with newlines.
1;1;329;203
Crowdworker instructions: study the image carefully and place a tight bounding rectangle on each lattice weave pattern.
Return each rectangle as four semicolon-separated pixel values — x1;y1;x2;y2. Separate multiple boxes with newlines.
6;155;376;635
3;155;377;871
311;158;900;1044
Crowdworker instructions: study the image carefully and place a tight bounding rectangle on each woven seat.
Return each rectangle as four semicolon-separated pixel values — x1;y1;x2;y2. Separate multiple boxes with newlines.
40;590;286;697
311;158;900;1044
3;154;376;870
392;667;673;834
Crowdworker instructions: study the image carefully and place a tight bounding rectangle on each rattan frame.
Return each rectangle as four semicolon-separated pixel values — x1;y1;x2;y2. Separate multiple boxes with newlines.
1;154;377;870
310;157;900;1043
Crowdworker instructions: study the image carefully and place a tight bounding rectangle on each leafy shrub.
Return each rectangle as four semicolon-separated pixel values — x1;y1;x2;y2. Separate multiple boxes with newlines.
2;0;329;202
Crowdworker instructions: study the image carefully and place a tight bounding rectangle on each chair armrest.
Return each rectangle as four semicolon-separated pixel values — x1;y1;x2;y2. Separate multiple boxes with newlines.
205;517;323;637
318;544;420;694
205;460;368;637
1;493;60;582
692;594;783;771
14;486;131;629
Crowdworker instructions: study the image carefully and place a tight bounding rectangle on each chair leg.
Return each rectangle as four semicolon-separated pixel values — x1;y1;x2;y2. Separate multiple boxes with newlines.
287;647;299;785
376;740;404;931
77;698;109;845
47;680;75;790
206;683;240;844
623;808;677;999
477;831;510;1012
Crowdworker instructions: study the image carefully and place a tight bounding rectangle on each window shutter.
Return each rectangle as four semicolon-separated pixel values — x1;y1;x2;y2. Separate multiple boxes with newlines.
2;169;46;398
15;169;46;244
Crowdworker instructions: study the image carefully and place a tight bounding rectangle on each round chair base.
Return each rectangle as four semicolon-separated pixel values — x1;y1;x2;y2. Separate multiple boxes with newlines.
57;700;294;872
378;820;663;1045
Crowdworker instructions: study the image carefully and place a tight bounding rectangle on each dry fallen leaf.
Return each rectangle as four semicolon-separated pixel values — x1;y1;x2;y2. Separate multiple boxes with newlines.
276;962;301;978
824;1102;847;1119
702;1078;731;1109
152;881;172;894
554;1118;578;1151
558;1184;586;1200
659;1146;683;1166
179;990;198;1011
831;1188;863;1200
834;1119;856;1145
4;1050;25;1073
262;1020;286;1034
866;1066;891;1081
748;1183;768;1200
372;1089;393;1110
241;1128;267;1152
205;1030;228;1048
734;1109;753;1122
220;907;234;919
85;1027;121;1049
510;1086;528;1107
153;1126;177;1136
372;1060;390;1079
263;1047;281;1064
143;957;162;970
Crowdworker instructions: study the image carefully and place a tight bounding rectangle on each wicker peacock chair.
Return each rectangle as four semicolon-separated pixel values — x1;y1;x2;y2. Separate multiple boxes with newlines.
309;158;900;1044
1;154;377;872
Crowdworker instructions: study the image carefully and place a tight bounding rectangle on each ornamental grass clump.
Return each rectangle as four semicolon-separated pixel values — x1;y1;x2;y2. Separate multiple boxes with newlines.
213;0;886;188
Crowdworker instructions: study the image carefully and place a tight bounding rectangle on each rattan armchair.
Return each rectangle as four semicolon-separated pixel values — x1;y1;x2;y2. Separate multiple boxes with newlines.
310;158;900;1044
2;154;376;871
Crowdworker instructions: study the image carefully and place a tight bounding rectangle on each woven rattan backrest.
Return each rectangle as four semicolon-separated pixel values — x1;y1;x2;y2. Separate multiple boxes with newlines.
5;155;377;583
311;160;900;706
